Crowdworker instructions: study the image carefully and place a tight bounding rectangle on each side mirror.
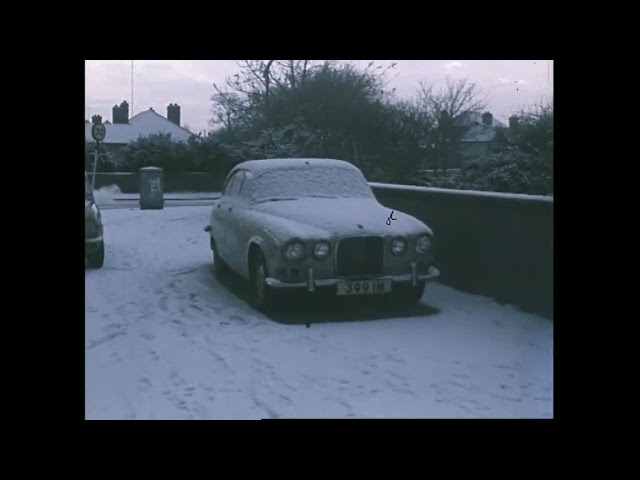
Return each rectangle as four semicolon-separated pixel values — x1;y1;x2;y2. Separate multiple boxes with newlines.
204;225;212;233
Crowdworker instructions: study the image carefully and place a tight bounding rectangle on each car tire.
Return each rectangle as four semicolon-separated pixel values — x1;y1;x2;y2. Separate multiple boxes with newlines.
87;241;105;269
211;238;228;278
396;282;425;303
250;251;277;312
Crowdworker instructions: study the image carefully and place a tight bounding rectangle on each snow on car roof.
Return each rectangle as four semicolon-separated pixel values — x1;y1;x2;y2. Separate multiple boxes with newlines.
241;159;374;202
233;158;360;174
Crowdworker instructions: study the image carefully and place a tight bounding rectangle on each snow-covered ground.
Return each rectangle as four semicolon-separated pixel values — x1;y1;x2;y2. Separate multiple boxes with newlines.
92;184;123;205
85;205;553;419
92;185;219;206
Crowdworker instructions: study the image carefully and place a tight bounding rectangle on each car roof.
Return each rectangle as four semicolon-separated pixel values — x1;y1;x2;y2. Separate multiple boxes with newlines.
231;158;360;175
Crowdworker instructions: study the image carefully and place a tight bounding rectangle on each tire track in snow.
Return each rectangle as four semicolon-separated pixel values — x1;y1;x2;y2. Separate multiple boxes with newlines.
87;330;126;350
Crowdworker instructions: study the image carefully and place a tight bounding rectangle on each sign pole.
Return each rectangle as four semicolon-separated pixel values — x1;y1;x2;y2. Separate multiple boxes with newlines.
92;140;100;191
90;121;106;192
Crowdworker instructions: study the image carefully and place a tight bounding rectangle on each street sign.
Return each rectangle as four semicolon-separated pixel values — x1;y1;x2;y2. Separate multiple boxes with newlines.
91;122;106;142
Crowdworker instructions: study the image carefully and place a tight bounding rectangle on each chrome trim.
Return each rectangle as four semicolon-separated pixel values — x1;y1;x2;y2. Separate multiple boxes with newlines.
265;266;440;289
307;267;315;292
85;236;103;244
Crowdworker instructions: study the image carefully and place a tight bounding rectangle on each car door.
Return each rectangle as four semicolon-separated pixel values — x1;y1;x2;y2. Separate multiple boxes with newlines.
214;172;240;261
231;170;255;277
223;171;247;273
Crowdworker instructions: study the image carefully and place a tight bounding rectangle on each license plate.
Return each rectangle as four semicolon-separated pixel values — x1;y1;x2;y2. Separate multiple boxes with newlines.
336;280;392;296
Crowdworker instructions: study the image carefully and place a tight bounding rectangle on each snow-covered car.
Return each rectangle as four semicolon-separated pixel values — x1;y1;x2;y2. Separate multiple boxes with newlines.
205;158;439;310
85;171;104;268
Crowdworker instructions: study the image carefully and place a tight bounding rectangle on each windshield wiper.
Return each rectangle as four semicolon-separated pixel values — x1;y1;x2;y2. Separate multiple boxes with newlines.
309;194;338;199
253;197;298;204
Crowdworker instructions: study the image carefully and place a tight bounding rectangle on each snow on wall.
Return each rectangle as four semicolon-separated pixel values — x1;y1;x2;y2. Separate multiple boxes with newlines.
369;182;553;202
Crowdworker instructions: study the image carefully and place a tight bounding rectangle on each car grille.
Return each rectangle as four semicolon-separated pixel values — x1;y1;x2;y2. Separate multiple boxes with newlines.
336;236;384;277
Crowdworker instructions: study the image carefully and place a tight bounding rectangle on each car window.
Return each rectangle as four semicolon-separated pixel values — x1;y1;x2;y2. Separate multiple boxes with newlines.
223;172;239;196
227;171;245;198
237;171;253;199
235;171;248;197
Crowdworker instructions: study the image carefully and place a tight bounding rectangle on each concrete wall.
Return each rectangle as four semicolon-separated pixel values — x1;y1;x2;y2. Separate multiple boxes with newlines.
370;183;553;318
93;172;225;193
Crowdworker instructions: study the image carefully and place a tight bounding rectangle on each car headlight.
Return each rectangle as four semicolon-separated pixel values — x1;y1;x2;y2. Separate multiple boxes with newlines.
284;242;305;260
313;241;331;259
390;237;407;255
416;235;432;254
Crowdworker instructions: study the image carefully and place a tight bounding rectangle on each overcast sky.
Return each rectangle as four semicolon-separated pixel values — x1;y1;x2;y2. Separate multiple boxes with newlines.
85;60;553;134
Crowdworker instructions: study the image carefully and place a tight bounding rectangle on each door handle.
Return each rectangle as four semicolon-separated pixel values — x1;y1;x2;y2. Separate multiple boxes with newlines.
217;204;221;208
228;207;233;212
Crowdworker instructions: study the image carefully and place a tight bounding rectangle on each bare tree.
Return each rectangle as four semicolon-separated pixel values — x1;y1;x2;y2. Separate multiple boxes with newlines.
274;60;315;89
210;86;246;137
418;77;487;122
515;95;554;155
221;61;321;97
417;77;488;173
210;60;325;133
517;94;553;121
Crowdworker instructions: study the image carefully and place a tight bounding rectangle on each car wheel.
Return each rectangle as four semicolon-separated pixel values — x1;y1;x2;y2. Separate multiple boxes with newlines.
87;241;105;269
250;251;276;311
211;238;228;278
396;282;425;303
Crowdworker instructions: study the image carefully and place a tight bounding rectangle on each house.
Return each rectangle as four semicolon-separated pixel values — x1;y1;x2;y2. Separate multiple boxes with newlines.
457;111;519;162
420;111;521;172
85;101;194;166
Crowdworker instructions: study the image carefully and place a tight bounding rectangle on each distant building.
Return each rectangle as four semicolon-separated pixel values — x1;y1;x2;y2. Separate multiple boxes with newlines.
85;102;193;166
456;111;511;162
420;111;520;172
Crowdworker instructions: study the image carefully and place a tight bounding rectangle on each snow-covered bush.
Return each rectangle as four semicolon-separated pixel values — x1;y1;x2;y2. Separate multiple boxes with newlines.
422;148;552;195
92;184;122;205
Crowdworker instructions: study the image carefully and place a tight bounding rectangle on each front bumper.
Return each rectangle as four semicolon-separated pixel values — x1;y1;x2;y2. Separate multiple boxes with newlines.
85;235;103;245
85;236;103;256
265;264;440;292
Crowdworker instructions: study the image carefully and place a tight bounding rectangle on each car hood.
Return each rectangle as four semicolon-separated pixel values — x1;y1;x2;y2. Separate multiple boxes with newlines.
251;197;432;238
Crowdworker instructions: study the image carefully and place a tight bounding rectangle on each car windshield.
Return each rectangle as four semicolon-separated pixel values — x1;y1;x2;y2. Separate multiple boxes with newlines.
247;166;374;202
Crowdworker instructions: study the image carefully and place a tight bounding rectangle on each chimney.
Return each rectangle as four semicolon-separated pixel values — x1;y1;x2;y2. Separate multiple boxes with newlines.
119;101;129;123
482;111;493;126
91;114;102;124
509;115;519;133
112;104;121;123
167;103;181;126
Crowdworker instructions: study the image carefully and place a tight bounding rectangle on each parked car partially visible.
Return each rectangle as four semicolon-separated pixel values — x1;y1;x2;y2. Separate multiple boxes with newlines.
85;171;104;268
204;158;439;310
